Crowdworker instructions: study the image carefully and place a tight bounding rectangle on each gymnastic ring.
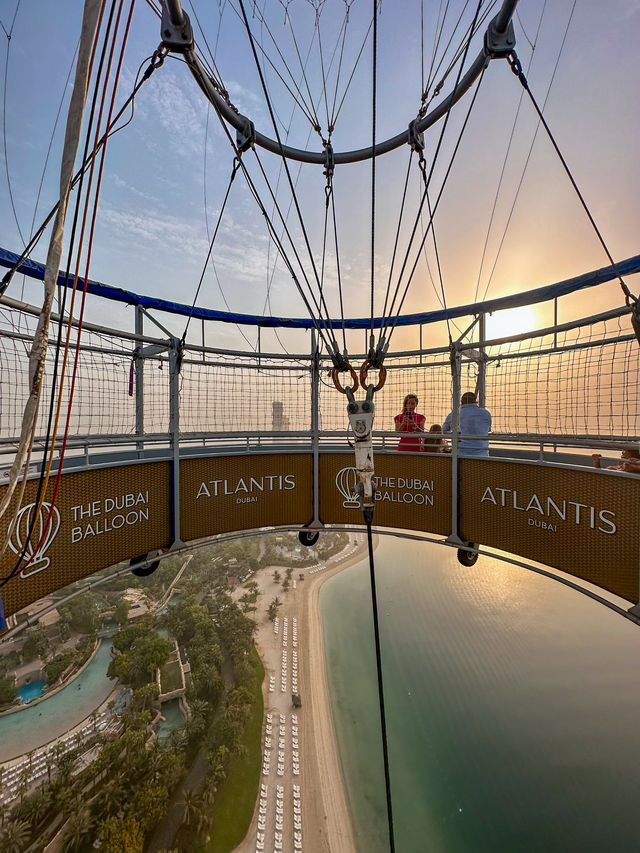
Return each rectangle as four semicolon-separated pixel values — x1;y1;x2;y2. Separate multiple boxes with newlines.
331;365;359;394
360;361;387;392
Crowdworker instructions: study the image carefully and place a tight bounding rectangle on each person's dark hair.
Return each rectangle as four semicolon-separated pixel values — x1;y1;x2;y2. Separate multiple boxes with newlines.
626;446;640;459
461;391;477;404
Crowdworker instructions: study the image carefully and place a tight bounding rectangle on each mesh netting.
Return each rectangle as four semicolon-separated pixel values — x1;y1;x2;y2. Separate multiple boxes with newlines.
1;305;639;446
178;355;311;434
482;313;640;437
318;351;456;434
0;307;138;440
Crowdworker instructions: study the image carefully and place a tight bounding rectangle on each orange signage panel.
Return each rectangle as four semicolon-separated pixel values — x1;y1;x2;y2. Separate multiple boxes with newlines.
180;454;314;541
0;462;172;617
460;459;640;604
319;452;451;535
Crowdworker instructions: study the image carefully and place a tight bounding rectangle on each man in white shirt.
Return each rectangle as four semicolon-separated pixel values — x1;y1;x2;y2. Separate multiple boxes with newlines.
442;392;492;457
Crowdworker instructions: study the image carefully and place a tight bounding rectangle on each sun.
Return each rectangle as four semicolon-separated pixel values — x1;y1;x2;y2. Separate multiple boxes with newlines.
484;306;538;341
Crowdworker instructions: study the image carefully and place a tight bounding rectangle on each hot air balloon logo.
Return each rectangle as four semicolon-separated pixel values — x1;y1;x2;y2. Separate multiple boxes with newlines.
335;467;360;509
8;502;61;579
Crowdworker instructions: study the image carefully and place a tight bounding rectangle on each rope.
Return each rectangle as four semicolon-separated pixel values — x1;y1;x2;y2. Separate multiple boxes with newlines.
0;0;112;589
369;0;378;349
507;50;638;307
364;513;396;853
0;0;104;580
385;67;486;349
182;158;241;344
235;0;344;358
0;46;166;299
2;0;25;247
8;0;134;585
380;0;485;350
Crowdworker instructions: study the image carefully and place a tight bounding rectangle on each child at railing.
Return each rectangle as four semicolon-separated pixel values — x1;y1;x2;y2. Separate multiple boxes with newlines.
422;424;450;453
592;447;640;473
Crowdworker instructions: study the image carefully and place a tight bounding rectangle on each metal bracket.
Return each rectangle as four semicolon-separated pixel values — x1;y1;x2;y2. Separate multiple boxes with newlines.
139;343;170;358
236;116;256;153
160;1;194;53
484;13;516;58
408;119;425;155
323;143;335;182
347;400;376;510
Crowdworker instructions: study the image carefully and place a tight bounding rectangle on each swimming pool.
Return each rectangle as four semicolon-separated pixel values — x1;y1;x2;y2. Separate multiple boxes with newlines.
16;680;46;703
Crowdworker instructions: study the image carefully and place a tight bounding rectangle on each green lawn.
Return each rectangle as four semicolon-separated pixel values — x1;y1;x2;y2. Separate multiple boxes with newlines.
206;648;264;853
159;658;183;694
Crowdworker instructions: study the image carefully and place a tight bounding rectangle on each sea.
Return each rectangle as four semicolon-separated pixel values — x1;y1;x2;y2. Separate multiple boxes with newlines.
321;537;640;853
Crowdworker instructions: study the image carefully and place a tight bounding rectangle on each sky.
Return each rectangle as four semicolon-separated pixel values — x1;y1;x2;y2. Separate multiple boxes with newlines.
1;0;639;356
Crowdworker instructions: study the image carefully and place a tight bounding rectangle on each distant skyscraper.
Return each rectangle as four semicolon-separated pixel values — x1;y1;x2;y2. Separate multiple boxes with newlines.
272;401;289;431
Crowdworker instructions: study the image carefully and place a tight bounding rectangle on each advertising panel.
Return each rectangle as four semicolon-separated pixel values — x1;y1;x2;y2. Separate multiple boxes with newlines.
460;458;640;603
180;454;313;541
319;452;451;534
0;462;171;617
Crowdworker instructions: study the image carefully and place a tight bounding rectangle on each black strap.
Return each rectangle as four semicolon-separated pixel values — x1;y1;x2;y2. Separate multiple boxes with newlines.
364;510;396;853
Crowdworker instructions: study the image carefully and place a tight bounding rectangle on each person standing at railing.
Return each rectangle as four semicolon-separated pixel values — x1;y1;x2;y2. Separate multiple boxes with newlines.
394;394;426;452
592;446;640;473
442;391;492;457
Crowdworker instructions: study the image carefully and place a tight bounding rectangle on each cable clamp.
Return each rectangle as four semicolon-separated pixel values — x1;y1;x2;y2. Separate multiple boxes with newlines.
161;2;194;52
323;143;335;184
484;13;516;59
236;116;256;154
408;119;425;156
631;299;640;347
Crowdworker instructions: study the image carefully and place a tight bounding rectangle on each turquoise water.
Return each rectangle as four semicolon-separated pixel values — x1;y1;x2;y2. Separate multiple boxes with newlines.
0;641;115;762
16;679;46;703
157;698;185;740
321;538;640;853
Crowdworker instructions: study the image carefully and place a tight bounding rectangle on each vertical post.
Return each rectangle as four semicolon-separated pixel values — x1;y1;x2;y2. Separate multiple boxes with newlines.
449;344;462;543
135;306;144;455
310;331;320;526
201;318;205;362
419;323;423;364
168;337;182;546
477;312;486;408
553;299;558;453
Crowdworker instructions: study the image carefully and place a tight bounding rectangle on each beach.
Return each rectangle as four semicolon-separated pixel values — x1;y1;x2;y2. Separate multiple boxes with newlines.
233;532;373;853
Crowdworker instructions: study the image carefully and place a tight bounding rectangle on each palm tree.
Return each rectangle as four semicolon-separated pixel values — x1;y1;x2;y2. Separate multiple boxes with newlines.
100;783;121;817
28;786;51;829
62;808;94;853
0;818;30;853
90;710;99;734
181;789;199;827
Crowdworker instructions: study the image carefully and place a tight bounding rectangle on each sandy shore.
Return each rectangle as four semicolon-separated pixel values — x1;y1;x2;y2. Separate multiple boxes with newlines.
233;533;374;853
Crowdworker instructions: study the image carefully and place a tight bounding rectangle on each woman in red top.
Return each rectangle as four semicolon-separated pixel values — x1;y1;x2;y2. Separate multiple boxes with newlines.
394;394;426;452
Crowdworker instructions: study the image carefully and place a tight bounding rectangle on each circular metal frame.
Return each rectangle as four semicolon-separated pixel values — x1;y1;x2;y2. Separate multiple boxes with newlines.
183;0;519;165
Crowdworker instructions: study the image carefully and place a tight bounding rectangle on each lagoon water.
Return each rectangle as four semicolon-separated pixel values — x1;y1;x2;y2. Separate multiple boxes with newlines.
321;537;640;853
0;640;115;762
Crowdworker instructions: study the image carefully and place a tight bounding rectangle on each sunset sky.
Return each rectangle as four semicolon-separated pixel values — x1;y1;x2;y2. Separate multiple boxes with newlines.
1;0;639;354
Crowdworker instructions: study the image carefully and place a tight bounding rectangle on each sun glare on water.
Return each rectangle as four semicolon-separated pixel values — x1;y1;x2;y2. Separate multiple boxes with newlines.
485;306;538;341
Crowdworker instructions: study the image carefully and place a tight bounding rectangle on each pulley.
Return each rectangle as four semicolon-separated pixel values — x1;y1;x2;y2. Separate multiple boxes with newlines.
130;551;161;577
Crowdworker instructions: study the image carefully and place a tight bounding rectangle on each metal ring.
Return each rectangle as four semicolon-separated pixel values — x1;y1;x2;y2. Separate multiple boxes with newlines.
331;365;359;394
360;361;387;392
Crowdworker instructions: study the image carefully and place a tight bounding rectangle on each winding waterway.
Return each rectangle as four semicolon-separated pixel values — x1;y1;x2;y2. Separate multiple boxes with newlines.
322;537;640;853
0;640;115;763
